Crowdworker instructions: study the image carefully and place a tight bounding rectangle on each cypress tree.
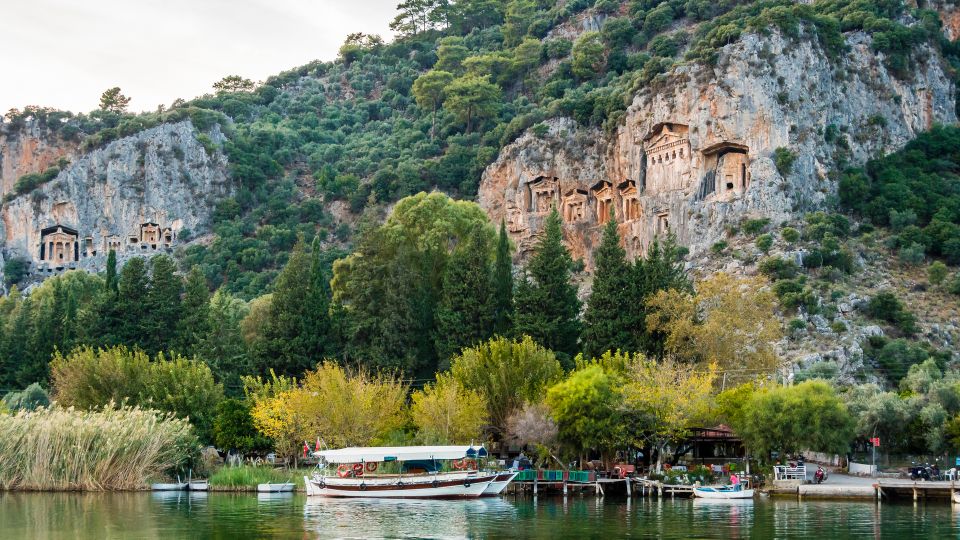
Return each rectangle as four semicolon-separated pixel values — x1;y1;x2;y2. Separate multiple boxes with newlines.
177;266;211;356
258;238;312;376
142;255;182;354
581;213;633;357
513;208;581;365
114;257;149;346
105;249;118;293
302;237;333;362
434;222;494;367
491;219;514;336
631;235;691;355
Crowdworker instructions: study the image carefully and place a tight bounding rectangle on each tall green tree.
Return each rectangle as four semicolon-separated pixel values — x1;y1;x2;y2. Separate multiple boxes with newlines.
256;238;312;376
105;249;118;293
199;289;250;394
412;70;454;141
177;266;211;356
631;235;690;355
581;214;633;357
434;222;494;366
142;255;182;354
114;257;149;346
491;220;514;336
514;208;581;364
302;237;333;361
98;87;131;113
443;75;501;133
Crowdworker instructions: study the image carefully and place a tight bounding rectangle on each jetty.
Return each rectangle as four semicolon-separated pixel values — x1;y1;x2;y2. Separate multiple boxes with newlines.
506;470;700;498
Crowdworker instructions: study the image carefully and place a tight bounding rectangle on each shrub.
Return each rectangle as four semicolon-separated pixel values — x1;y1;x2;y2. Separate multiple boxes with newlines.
874;338;930;384
830;321;847;333
2;383;50;411
866;291;917;335
774;147;796;177
789;318;807;333
711;240;728;253
756;234;773;252
758;256;799;280
742;218;770;236
899;242;926;266
781;227;800;243
949;273;960;295
0;405;197;490
927;261;948;285
3;256;30;286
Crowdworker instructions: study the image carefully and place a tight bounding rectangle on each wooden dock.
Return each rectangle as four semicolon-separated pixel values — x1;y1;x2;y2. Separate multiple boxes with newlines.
875;479;959;501
507;472;696;498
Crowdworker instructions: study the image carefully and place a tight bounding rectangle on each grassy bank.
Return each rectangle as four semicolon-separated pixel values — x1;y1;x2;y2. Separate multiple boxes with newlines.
0;405;196;491
208;466;306;491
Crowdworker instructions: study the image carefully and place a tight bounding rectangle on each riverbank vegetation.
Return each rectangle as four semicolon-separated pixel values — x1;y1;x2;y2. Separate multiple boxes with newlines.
0;405;196;491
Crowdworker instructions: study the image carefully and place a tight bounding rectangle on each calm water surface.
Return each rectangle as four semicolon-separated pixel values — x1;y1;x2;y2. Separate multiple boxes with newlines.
1;492;959;538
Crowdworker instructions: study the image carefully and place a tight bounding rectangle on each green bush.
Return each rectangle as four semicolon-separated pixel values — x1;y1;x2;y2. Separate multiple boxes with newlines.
742;218;770;236
781;227;800;243
928;261;948;286
759;256;799;280
774;147;796;177
866;291;917;335
756;234;773;252
711;240;728;253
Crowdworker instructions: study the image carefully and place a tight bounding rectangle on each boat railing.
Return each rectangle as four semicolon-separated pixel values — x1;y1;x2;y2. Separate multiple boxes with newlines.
773;465;806;481
513;470;596;483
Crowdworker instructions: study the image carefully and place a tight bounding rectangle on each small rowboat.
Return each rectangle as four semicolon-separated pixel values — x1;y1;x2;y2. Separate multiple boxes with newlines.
188;480;209;491
258;482;296;493
151;482;187;491
693;485;755;499
952;491;960;504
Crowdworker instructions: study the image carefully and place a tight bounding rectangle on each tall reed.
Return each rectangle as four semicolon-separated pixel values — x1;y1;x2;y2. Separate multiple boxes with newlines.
0;404;196;491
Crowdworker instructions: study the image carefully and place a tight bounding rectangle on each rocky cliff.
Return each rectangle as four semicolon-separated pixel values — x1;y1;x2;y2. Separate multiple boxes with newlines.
479;29;957;268
0;121;232;284
0;122;78;198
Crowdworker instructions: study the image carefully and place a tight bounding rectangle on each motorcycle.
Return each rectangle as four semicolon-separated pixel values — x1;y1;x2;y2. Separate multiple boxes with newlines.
909;463;940;481
814;466;827;484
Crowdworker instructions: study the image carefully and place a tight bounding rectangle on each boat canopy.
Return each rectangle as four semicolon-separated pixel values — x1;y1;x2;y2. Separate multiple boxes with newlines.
313;445;487;464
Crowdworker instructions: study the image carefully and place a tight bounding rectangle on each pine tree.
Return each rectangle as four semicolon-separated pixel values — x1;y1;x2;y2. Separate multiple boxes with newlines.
11;298;40;386
142;255;182;354
199;289;250;394
491;219;514;336
177;266;211;356
434;222;494;367
581;214;633;357
513;208;581;365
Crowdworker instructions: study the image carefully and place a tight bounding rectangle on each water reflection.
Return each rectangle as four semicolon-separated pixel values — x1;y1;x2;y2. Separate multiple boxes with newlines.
2;492;960;539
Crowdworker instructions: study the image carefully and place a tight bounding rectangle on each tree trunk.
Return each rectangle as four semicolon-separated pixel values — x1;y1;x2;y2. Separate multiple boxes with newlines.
430;106;437;141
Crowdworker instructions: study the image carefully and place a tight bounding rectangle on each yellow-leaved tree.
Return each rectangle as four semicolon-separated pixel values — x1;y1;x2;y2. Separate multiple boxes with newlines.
295;362;408;448
623;355;716;473
245;370;301;462
645;272;782;384
410;373;488;444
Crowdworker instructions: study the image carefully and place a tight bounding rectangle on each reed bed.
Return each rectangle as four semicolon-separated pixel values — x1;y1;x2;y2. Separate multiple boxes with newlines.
208;465;302;490
0;405;196;491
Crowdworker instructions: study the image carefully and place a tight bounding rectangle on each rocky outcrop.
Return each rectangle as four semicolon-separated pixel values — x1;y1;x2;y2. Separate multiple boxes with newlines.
0;121;232;282
479;30;957;269
0;122;79;197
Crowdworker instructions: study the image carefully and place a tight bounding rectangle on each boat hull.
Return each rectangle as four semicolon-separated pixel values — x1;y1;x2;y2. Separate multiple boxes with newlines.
305;473;497;499
258;482;295;493
188;481;209;491
151;483;187;491
481;472;517;496
693;487;754;499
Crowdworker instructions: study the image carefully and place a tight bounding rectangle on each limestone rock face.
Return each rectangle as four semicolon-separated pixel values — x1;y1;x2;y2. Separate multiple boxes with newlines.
0;122;79;197
0;121;232;282
479;31;957;269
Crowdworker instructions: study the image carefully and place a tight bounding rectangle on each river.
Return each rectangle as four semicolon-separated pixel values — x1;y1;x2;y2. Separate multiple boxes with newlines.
1;492;958;538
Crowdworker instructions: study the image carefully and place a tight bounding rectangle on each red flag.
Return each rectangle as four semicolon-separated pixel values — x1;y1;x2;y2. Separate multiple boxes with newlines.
303;442;309;458
316;437;321;451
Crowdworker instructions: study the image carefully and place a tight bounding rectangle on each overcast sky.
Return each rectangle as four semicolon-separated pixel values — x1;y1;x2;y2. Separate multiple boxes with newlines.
1;0;398;114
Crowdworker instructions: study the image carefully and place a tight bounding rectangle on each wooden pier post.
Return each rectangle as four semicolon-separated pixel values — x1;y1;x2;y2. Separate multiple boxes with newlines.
626;477;631;497
533;476;538;496
563;481;568;495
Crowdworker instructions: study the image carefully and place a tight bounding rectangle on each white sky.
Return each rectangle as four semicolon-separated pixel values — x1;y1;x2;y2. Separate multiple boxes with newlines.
0;0;398;114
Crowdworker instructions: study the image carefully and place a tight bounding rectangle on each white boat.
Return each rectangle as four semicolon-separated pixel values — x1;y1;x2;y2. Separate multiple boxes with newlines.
693;485;755;499
481;472;518;496
188;480;209;491
306;445;496;499
258;482;296;493
952;491;960;504
151;482;187;491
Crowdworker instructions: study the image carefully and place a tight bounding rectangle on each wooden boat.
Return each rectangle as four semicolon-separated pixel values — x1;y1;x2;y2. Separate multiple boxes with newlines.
952;491;960;504
188;480;209;491
305;445;497;499
257;482;296;493
481;472;518;496
693;485;755;499
151;481;187;491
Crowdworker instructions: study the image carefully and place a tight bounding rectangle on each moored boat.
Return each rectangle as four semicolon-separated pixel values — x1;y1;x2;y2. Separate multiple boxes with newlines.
151;482;187;491
258;482;296;493
693;485;755;499
305;445;497;499
188;480;209;491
